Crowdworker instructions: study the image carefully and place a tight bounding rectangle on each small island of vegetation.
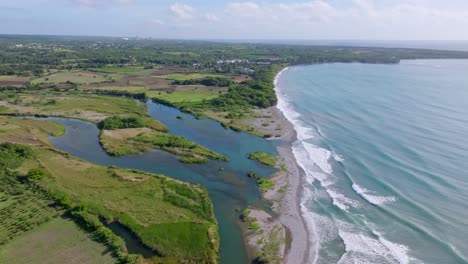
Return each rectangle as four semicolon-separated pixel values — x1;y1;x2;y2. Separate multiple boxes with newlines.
248;151;277;167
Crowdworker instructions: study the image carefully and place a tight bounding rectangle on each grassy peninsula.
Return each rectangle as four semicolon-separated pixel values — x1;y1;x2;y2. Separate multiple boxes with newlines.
0;117;219;264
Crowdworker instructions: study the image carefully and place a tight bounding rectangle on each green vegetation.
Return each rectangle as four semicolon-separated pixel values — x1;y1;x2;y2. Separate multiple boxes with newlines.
0;118;220;263
97;115;167;132
209;67;280;110
90;66;146;74
98;116;146;130
0;218;115;264
254;225;284;264
149;90;222;103
159;73;221;81
98;126;226;163
134;132;227;163
3;35;468;264
172;76;233;87
240;208;260;230
31;71;119;85
0;93;153;123
246;171;274;192
256;177;274;192
248;151;276;167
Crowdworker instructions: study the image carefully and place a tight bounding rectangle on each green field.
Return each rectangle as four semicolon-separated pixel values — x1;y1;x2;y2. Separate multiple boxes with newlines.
158;73;222;81
31;71;120;85
0;218;115;264
90;66;145;73
147;90;222;103
0;94;151;123
83;86;147;92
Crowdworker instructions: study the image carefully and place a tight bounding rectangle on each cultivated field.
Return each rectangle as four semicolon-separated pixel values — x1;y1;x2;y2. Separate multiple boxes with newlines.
31;71;120;85
0;218;115;264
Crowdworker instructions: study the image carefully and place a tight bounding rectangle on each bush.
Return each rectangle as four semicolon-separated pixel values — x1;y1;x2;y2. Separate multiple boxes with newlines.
98;116;145;130
26;168;49;181
0;143;34;169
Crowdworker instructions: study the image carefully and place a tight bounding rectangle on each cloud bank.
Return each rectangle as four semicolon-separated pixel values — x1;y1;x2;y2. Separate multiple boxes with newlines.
1;0;468;40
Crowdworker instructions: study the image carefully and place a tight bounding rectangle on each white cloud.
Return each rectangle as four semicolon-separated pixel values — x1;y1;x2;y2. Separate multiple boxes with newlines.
225;2;259;17
170;3;195;20
204;13;219;22
163;0;468;40
70;0;133;7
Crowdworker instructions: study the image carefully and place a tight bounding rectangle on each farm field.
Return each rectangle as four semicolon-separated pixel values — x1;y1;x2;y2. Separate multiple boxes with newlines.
0;75;30;87
147;89;223;103
0;218;115;264
0;93;153;123
157;73;223;81
31;71;120;85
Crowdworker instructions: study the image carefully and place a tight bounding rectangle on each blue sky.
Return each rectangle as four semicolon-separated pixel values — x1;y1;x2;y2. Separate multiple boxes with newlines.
1;0;468;40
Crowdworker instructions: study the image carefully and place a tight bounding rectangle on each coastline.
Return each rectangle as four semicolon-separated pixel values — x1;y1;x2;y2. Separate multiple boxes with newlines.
242;66;312;264
272;67;312;264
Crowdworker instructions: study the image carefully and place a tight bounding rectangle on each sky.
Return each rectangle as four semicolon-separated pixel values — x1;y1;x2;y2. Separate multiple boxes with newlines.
1;0;468;40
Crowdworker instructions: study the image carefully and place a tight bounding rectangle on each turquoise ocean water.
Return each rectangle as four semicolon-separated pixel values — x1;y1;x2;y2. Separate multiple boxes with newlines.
276;60;468;264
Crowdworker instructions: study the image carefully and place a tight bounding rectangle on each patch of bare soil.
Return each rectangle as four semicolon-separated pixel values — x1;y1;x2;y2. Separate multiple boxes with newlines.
0;80;27;87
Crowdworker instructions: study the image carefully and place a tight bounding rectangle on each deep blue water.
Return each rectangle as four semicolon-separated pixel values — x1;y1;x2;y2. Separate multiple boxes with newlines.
276;60;468;264
46;102;277;264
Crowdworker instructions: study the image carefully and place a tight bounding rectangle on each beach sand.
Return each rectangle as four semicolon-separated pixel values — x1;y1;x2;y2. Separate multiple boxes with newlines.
271;106;312;264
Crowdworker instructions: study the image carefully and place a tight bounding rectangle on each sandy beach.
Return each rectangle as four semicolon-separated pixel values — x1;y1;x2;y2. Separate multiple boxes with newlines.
273;67;313;264
273;106;312;264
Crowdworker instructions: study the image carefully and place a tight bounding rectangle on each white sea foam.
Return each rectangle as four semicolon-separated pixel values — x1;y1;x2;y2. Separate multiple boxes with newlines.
327;189;361;211
333;152;345;162
295;124;315;140
352;184;397;205
276;66;359;215
302;142;333;173
338;231;410;264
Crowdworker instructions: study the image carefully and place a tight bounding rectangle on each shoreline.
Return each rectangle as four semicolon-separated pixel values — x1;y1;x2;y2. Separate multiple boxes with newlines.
272;67;312;264
242;66;312;264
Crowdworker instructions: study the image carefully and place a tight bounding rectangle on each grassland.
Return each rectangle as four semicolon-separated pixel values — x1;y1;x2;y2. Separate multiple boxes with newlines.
99;127;227;163
0;189;59;245
0;75;30;81
31;71;121;85
157;73;222;81
90;66;147;74
147;90;223;103
0;93;155;123
0;218;115;264
0;117;220;263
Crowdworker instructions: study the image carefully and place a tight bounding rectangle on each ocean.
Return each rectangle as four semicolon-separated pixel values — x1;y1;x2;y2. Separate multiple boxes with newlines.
275;60;468;264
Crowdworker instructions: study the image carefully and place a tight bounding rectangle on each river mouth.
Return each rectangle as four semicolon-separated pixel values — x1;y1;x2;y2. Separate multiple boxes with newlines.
44;101;278;264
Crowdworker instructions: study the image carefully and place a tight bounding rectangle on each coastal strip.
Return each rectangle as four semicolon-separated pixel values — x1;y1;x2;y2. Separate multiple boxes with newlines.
243;67;313;264
273;67;313;264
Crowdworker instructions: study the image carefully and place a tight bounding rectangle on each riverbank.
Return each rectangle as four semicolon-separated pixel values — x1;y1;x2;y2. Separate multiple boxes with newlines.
243;67;312;264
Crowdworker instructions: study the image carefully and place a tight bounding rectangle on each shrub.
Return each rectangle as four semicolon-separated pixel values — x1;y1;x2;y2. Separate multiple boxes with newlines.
98;116;145;130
